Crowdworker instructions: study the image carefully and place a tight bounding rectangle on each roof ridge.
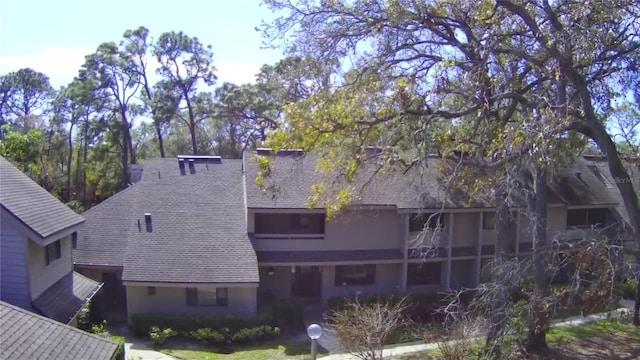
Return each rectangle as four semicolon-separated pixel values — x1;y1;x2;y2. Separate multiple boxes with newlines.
83;183;139;216
0;301;118;346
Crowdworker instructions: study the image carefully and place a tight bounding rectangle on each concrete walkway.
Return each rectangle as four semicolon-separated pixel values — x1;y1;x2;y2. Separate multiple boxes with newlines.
124;340;176;360
318;302;636;360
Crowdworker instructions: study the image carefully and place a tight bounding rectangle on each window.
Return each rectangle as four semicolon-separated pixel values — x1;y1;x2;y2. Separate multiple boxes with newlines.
483;212;496;229
255;213;325;234
147;287;156;296
409;213;443;232
45;240;61;266
567;208;607;228
335;265;376;286
407;263;442;285
186;288;228;306
72;232;78;249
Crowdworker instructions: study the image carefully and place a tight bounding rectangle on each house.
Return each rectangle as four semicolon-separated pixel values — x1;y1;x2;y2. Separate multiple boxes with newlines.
73;151;631;322
73;156;259;322
0;156;103;325
0;300;118;360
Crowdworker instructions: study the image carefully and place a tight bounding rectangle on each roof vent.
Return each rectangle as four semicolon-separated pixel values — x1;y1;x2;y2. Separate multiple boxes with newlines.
188;159;195;174
177;155;222;164
144;213;152;233
178;159;186;176
575;171;582;180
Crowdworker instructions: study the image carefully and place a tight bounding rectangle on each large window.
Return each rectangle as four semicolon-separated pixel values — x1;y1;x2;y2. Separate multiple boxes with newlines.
186;288;228;306
335;265;376;286
409;213;443;232
255;213;325;234
45;240;61;266
407;263;442;286
566;208;607;228
483;212;496;230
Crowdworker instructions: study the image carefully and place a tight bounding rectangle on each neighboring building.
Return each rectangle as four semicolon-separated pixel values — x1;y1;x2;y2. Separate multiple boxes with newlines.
0;156;102;325
0;301;118;360
74;151;631;322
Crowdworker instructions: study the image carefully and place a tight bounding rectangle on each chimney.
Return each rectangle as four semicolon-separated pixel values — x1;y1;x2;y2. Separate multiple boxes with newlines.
144;213;152;233
178;159;186;175
130;164;144;183
188;159;195;174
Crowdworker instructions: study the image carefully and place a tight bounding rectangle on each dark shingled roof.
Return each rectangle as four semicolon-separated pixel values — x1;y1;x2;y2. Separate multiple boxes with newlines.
0;156;84;239
76;158;258;284
0;301;118;360
32;272;102;324
243;152;620;210
256;249;403;263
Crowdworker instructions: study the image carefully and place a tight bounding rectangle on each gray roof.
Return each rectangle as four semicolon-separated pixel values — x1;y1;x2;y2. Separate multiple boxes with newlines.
256;249;403;263
0;156;84;239
243;152;621;210
32;271;102;324
0;301;118;360
76;158;259;284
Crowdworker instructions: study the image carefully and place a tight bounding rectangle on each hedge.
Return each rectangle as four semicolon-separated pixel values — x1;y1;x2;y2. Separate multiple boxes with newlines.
131;313;273;337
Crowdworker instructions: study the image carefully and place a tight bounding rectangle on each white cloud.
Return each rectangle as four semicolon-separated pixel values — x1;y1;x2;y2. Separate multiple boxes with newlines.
0;47;94;88
0;48;262;89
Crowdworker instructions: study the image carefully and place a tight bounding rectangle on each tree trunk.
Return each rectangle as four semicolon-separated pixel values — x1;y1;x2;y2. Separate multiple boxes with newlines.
184;93;198;155
527;167;549;352
66;123;74;203
485;190;512;357
121;116;131;187
155;121;166;158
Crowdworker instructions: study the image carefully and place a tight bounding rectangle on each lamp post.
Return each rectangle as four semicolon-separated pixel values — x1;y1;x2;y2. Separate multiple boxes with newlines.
306;323;323;360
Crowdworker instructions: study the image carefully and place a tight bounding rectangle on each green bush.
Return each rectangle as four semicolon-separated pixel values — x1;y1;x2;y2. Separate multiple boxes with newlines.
131;313;272;337
190;325;280;345
618;277;638;299
149;327;178;346
190;328;226;344
89;320;125;360
271;303;304;333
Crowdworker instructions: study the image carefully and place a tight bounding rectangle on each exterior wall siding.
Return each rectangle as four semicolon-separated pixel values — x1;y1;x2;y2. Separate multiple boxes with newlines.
452;213;478;247
126;286;257;318
0;217;31;308
252;210;403;251
28;234;73;300
320;264;402;302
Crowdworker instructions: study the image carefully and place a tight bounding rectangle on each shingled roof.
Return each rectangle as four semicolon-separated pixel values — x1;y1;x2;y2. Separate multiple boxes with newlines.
75;157;259;284
242;151;620;210
0;301;118;360
0;157;84;241
32;272;102;324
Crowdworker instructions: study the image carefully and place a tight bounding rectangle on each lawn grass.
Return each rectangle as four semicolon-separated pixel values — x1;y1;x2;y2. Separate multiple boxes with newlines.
546;317;640;344
160;337;328;360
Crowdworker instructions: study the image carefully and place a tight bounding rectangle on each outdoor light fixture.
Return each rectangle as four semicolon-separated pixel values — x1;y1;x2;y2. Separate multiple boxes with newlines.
307;323;323;360
267;267;275;276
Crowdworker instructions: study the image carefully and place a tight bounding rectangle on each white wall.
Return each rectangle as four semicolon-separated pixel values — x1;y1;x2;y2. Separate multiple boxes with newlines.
0;216;30;308
452;213;479;247
320;264;402;302
126;285;257;318
28;234;73;300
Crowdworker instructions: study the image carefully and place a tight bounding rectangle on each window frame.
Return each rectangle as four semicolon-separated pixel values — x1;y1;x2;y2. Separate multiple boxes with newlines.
44;240;62;266
334;264;376;286
72;232;78;249
254;213;325;235
185;287;228;307
567;208;607;228
483;212;496;230
407;262;442;286
409;213;443;232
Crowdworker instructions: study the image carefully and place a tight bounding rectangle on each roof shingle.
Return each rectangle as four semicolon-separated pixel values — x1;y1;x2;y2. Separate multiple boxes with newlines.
32;271;102;323
0;157;84;239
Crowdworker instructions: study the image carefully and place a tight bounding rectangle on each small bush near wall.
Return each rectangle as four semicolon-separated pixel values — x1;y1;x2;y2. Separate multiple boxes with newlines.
91;321;125;360
131;313;273;338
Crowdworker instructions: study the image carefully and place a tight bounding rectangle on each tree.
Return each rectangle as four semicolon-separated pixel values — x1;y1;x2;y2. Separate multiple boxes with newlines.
153;31;217;155
81;42;141;187
0;68;54;121
261;0;640;331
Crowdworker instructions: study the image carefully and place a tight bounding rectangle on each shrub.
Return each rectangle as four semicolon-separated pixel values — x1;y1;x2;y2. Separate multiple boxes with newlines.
149;327;177;346
190;328;226;344
89;320;125;360
131;313;272;337
190;325;280;344
618;277;638;300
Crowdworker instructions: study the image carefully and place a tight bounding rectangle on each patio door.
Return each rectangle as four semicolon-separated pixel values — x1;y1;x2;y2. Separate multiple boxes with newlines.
291;266;322;299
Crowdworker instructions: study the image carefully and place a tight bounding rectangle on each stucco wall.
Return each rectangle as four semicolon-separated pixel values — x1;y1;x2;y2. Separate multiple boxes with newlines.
452;213;479;247
126;285;257;318
28;234;73;300
251;210;404;251
0;215;30;308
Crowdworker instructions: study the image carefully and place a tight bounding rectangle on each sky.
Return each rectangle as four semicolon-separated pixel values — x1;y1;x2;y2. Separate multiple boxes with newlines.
0;0;285;89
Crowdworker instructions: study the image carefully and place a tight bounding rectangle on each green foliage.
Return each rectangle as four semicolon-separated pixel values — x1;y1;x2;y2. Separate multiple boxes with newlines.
130;313;273;338
618;277;638;300
149;327;178;346
0;125;43;175
90;320;125;360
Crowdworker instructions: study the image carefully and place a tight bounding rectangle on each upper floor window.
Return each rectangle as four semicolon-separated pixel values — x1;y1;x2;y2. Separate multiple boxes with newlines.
45;240;61;266
483;212;496;230
409;213;443;232
567;208;607;228
255;213;325;234
186;287;228;307
72;232;78;249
